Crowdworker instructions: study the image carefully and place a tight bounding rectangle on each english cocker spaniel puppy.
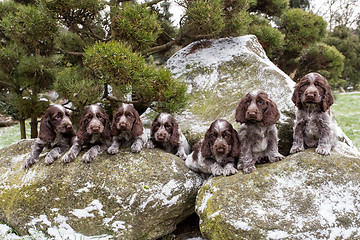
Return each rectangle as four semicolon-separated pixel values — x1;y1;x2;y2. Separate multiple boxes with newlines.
185;119;240;177
290;72;337;155
235;89;284;174
146;112;191;160
23;104;75;169
107;103;147;154
62;104;111;163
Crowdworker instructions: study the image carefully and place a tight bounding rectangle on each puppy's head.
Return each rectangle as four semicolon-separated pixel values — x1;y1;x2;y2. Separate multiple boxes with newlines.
111;103;143;137
201;119;240;160
151;113;180;146
39;104;74;143
292;72;334;111
235;89;280;125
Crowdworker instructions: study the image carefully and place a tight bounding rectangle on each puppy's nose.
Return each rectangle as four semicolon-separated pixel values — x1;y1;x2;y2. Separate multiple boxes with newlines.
64;122;72;129
92;125;100;131
120;122;127;128
158;132;166;140
247;111;258;118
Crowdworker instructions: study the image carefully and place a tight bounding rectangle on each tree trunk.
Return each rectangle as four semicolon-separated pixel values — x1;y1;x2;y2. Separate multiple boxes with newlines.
30;112;38;138
19;117;26;139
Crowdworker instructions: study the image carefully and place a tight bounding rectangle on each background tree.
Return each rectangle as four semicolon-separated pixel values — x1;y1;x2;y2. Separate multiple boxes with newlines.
325;25;360;89
0;2;58;138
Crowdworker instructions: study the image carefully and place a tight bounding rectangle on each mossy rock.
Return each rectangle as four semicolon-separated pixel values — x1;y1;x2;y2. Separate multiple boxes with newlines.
165;35;296;155
196;146;360;240
0;140;204;239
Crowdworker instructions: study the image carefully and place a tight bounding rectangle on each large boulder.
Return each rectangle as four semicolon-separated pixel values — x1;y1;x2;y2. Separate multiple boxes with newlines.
196;146;360;239
165;35;360;240
0;140;203;239
166;35;296;154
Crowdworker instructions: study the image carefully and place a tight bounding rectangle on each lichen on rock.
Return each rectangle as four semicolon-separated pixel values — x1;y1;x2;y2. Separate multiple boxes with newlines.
165;35;296;154
0;139;204;239
196;148;360;240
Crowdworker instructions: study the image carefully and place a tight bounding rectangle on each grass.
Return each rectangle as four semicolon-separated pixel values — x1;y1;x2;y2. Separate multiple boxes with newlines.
332;93;360;150
0;120;32;149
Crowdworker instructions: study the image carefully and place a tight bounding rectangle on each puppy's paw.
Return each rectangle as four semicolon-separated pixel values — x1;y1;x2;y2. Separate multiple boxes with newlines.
223;164;238;176
269;154;284;163
176;150;187;160
107;146;119;155
23;156;37;169
44;155;55;165
290;144;304;154
62;152;76;163
316;145;331;155
45;150;61;165
82;152;94;163
145;141;155;149
243;165;256;174
131;142;142;153
210;164;224;176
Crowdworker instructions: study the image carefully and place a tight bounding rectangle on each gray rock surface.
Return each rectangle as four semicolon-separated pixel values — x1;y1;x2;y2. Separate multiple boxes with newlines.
0;139;203;239
196;147;360;240
165;35;296;154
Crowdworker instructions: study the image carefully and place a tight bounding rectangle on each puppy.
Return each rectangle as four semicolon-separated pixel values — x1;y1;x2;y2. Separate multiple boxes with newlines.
290;72;337;155
146;113;190;160
185;119;240;177
23;104;75;169
107;103;147;154
235;89;284;174
62;104;111;163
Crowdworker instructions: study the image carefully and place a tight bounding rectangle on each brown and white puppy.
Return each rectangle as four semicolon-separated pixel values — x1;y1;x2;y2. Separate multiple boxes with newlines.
185;119;240;177
146;113;190;160
23;104;75;169
107;103;147;154
290;72;337;155
235;89;284;174
61;104;111;163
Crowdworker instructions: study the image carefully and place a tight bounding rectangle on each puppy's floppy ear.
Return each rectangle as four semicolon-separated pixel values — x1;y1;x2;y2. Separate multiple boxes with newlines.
292;81;303;110
201;128;213;158
39;113;56;143
169;117;180;146
101;111;112;140
131;108;143;137
230;127;241;157
76;108;92;144
235;97;247;123
263;98;280;126
321;77;334;111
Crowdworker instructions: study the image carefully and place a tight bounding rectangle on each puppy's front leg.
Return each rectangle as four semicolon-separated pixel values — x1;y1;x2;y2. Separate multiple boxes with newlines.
266;128;284;163
131;137;143;153
108;136;120;155
290;117;306;154
23;138;46;169
223;160;238;176
238;145;256;174
204;158;223;176
316;118;332;155
45;144;70;165
62;142;82;163
176;145;187;160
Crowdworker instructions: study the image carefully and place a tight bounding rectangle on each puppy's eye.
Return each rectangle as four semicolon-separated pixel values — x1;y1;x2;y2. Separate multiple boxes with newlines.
224;133;231;139
209;134;216;139
97;114;102;119
55;113;62;120
165;123;171;129
127;113;133;118
257;100;263;105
